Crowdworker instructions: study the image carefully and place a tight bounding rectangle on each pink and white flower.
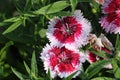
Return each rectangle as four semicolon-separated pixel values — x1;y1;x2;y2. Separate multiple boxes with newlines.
87;33;113;68
102;0;120;14
40;44;86;78
86;48;112;69
94;0;104;4
87;47;112;63
100;0;120;34
46;10;91;50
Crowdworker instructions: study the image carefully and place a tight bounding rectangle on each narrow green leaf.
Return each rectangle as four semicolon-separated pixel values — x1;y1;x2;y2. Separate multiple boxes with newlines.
79;71;88;80
23;61;30;75
31;51;38;77
91;77;115;80
2;21;22;35
33;1;70;15
115;34;120;51
112;58;120;79
24;12;36;17
14;0;23;14
70;0;78;12
0;41;14;62
11;67;26;80
89;48;109;59
47;69;52;80
0;41;14;55
3;17;20;23
90;0;100;13
64;71;78;80
85;59;111;79
24;0;32;11
0;22;9;27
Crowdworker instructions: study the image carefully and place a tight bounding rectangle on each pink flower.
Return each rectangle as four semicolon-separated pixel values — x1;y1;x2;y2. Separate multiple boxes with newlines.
94;0;104;4
40;44;86;78
100;0;120;34
87;48;112;69
46;10;91;50
102;0;120;14
87;47;112;63
87;51;101;63
87;33;113;64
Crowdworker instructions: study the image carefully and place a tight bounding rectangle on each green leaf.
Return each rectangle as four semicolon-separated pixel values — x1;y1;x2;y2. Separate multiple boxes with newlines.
0;22;9;27
0;41;14;55
14;0;23;14
79;71;88;80
0;41;14;61
33;1;70;15
3;25;34;44
64;71;79;80
85;59;111;79
70;0;78;12
24;0;32;11
91;77;115;80
45;11;72;20
0;16;21;27
89;48;109;59
23;61;30;75
11;67;26;80
90;0;100;13
2;20;22;35
112;58;120;79
3;17;20;23
31;51;38;77
47;69;52;80
115;34;120;51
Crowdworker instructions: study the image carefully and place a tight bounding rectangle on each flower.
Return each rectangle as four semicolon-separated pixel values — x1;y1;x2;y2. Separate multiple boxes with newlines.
102;0;120;14
87;51;101;63
86;48;112;69
94;0;104;4
100;0;120;34
86;50;112;69
88;33;113;50
87;47;112;63
46;10;91;50
40;44;86;78
87;33;113;68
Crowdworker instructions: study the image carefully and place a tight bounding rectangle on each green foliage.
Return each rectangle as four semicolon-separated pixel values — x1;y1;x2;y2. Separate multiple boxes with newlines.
112;58;120;79
33;1;70;15
85;59;111;79
91;77;116;80
64;71;79;80
12;51;44;80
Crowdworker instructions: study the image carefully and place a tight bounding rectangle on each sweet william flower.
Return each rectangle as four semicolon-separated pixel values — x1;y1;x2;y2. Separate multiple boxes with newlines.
87;34;113;69
87;47;112;63
88;34;113;50
40;44;86;78
94;0;104;4
100;0;120;34
46;10;91;50
86;49;112;69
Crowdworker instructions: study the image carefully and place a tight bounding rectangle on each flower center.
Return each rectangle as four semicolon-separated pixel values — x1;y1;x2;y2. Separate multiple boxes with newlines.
59;51;68;62
64;23;76;36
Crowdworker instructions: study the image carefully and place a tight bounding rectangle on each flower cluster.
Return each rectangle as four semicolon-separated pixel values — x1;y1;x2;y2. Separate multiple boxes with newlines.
100;0;120;34
87;34;113;68
40;10;92;78
40;4;115;78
